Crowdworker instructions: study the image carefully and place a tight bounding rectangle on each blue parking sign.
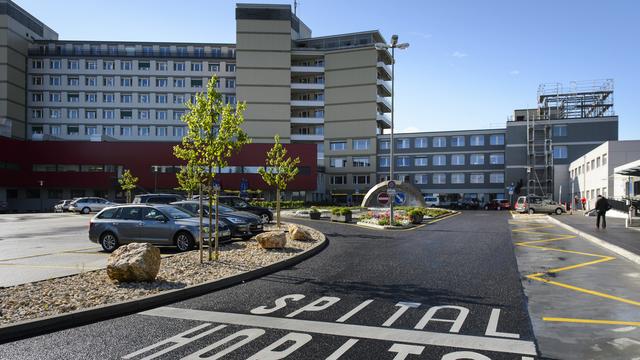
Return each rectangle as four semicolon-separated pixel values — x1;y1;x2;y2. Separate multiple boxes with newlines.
394;192;406;205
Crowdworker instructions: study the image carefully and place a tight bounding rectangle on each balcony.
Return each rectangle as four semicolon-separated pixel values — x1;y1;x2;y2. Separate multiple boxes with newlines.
376;112;391;128
291;66;325;73
291;82;325;90
377;79;392;97
377;61;392;80
291;117;324;124
291;100;325;107
377;96;392;113
291;134;324;141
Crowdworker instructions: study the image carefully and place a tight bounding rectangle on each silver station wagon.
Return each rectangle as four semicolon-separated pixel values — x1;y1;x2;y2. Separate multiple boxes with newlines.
89;204;231;252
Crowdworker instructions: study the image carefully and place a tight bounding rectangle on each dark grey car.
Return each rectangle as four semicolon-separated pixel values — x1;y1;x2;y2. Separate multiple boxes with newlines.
89;204;231;252
171;200;264;240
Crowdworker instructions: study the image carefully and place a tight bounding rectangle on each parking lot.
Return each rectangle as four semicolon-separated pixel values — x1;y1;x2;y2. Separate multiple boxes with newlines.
0;213;178;287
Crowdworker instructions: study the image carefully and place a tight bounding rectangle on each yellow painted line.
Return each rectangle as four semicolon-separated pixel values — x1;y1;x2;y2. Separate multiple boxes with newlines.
427;211;461;224
543;317;640;327
545;256;615;273
528;275;640;307
515;243;608;258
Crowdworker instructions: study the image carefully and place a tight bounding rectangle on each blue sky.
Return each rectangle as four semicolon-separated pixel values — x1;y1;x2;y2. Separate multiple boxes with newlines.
15;0;639;139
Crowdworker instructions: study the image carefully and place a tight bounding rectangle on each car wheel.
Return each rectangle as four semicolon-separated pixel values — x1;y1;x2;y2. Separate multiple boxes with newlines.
260;213;271;224
81;207;90;214
175;231;195;252
497;206;501;211
241;235;253;241
528;209;535;215
100;232;119;252
555;208;563;215
484;205;489;210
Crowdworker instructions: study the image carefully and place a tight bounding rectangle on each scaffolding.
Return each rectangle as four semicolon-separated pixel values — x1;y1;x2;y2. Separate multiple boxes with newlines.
527;79;614;197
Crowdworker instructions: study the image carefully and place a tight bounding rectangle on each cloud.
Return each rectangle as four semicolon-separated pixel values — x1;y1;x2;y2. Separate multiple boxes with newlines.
398;126;422;133
509;70;520;75
451;51;468;58
408;31;432;39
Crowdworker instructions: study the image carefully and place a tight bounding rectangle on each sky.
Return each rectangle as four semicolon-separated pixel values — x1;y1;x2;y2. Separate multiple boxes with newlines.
14;0;640;139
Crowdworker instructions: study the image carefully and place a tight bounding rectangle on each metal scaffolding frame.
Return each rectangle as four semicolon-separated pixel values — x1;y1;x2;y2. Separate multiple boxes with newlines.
527;79;615;198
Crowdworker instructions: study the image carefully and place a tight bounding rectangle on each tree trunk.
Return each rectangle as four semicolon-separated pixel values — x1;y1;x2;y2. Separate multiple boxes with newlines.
198;184;203;264
126;190;131;204
208;169;213;261
214;190;219;260
276;187;281;228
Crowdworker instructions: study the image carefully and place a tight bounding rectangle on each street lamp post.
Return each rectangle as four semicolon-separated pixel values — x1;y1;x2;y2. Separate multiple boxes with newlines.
376;35;409;224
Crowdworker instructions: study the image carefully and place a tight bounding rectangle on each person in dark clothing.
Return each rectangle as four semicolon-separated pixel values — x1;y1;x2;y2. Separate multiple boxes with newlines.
595;195;611;229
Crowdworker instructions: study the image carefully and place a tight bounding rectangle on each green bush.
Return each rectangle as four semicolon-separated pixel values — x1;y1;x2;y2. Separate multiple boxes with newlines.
394;206;450;218
249;200;305;209
331;207;352;216
309;206;320;214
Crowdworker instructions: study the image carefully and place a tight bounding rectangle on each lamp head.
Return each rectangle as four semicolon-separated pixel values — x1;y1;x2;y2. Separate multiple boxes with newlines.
391;34;399;46
397;43;410;50
374;43;389;50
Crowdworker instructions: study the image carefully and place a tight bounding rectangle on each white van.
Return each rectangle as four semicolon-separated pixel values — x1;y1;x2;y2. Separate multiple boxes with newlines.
424;196;440;207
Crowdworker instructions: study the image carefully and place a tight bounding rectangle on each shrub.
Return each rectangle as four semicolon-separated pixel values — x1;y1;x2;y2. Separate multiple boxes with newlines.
331;207;352;216
309;206;320;214
249;200;304;209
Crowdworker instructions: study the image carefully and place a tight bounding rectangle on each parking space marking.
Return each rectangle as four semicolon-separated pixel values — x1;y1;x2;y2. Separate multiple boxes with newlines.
511;219;640;326
140;306;538;355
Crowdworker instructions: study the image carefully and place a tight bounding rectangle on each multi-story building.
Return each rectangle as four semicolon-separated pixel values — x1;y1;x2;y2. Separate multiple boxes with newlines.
377;129;507;204
569;140;640;208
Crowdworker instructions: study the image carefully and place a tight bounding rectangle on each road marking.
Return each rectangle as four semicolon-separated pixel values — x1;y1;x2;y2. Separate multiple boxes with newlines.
0;263;101;270
543;317;640;327
140;306;538;355
0;247;101;262
511;219;640;326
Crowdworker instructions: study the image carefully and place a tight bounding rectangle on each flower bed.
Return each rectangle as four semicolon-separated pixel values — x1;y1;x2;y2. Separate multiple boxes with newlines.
357;207;453;228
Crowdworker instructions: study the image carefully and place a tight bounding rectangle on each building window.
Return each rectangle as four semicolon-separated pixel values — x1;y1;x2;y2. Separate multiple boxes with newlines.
67;126;80;136
120;126;132;136
173;94;186;104
379;156;389;167
86;110;97;119
138;61;150;70
396;138;410;149
103;60;115;70
85;126;98;135
553;125;567;137
396;156;411;167
156;94;167;104
120;110;132;120
50;109;61;119
31;126;43;134
50;126;61;136
602;153;607;165
103;94;114;103
138;127;150;136
395;174;411;183
433;136;446;147
553;146;568;159
156;62;168;71
489;153;504;165
67;109;79;119
470;154;485;165
414;157;428;166
353;175;370;185
121;94;133;103
120;77;132;87
596;157;601;168
451;154;465;166
490;134;504;145
330;175;347;185
156;78;168;87
32;76;43;85
490;173;504;183
103;77;115;86
173;111;184;121
353;139;370;150
191;62;203;71
225;79;235;88
352;157;370;167
433;155;446;166
329;157;347;168
414;137;427;148
49;76;61;86
138;77;150;87
139;94;150;103
208;63;220;72
50;59;61;69
451;135;465;147
414;174;429;185
451;173;465;184
32;60;43;69
156;127;168;136
32;109;42;118
156;111;167;120
226;63;236;72
173;127;186;137
330;141;346;151
86;77;97;86
67;60;79;70
120;61;132;70
470;135;485;146
138;110;149;120
192;79;204;88
49;93;61;102
433;173;446;184
470;173;485;184
103;110;115;119
380;140;390;150
174;62;186;71
102;126;114;136
174;78;185;88
68;77;80;86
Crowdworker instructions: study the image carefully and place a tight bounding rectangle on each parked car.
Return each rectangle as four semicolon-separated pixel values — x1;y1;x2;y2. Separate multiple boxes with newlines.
132;193;185;205
514;196;527;213
217;196;273;223
53;199;74;213
457;198;480;210
69;197;116;214
89;204;231;252
516;195;566;215
484;199;511;210
423;196;440;207
171;200;263;240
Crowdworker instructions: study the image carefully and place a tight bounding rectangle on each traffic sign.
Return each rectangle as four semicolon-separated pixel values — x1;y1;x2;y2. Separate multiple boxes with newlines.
394;192;406;205
377;192;390;205
387;188;397;196
387;180;396;189
508;189;514;196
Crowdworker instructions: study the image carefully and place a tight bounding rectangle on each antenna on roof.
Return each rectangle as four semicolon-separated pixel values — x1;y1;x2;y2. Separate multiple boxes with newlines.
294;0;299;15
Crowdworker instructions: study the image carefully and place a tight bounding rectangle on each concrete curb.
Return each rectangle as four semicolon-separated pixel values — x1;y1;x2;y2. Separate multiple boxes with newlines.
0;229;328;344
546;215;640;265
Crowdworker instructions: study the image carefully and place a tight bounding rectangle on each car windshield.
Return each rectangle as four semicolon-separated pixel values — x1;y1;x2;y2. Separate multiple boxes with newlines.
162;206;195;219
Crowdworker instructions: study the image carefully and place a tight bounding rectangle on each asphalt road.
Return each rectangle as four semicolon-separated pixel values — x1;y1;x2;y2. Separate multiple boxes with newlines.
0;211;538;359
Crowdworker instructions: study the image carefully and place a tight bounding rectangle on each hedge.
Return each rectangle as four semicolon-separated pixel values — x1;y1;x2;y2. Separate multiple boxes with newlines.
249;200;305;209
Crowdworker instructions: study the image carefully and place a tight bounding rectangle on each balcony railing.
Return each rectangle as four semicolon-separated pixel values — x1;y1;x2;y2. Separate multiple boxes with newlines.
377;61;392;80
291;134;324;141
376;112;391;127
291;66;325;73
290;117;324;124
377;96;392;112
291;83;325;90
28;48;235;59
291;100;325;107
377;79;392;96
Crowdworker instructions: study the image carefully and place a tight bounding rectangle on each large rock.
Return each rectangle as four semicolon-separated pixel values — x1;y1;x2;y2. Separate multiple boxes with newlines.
287;224;314;241
107;243;161;282
255;231;286;249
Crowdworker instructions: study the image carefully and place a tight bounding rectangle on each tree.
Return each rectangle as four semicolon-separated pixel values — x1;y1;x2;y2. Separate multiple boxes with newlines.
118;169;138;203
175;163;201;199
174;76;250;261
258;134;301;228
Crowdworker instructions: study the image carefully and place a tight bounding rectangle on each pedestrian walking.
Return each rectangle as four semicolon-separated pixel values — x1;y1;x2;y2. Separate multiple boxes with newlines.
595;195;612;229
581;196;587;210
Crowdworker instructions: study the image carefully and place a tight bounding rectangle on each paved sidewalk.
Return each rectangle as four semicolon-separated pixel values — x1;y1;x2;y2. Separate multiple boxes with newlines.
554;213;640;256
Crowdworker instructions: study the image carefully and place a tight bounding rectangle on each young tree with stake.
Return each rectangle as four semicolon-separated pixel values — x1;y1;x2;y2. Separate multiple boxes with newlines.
118;169;138;203
258;134;301;228
174;76;250;261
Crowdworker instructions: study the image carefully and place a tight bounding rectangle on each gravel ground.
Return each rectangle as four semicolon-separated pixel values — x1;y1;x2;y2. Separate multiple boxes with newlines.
0;223;323;326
